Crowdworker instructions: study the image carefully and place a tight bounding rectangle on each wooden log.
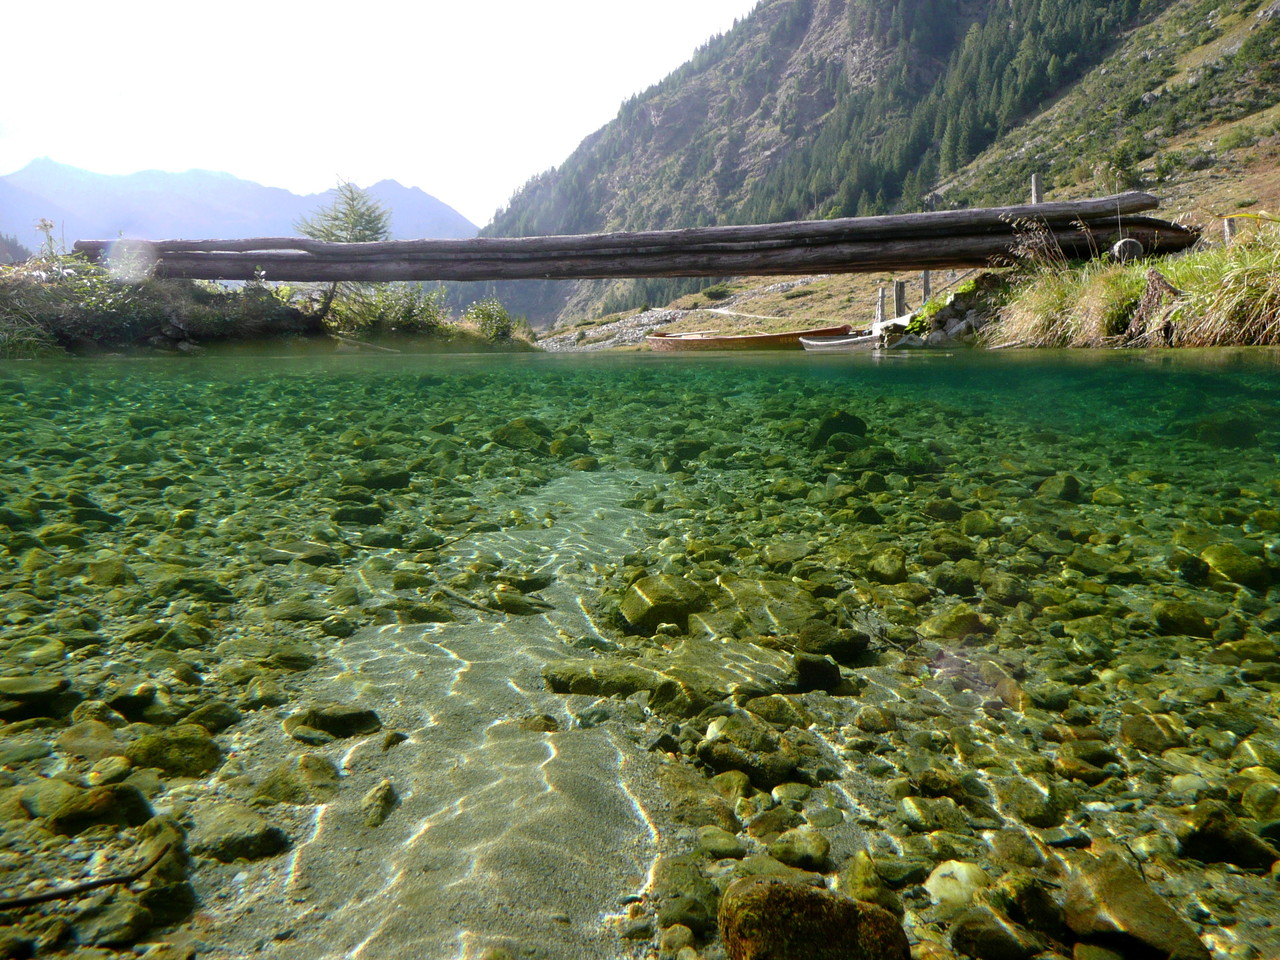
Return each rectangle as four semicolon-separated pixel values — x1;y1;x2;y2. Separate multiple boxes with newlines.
73;192;1161;263
137;221;1198;282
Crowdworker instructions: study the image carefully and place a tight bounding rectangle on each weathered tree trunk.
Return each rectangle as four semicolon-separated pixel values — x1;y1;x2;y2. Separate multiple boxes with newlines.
1120;268;1185;346
70;193;1198;283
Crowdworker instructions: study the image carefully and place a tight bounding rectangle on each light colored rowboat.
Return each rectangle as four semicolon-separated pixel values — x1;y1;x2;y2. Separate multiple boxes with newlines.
799;332;879;352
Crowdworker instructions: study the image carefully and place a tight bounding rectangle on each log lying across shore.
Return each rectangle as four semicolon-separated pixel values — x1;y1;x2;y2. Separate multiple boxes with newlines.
73;192;1200;282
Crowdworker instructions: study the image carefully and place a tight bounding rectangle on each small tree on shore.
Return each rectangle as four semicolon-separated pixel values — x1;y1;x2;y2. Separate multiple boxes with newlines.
294;180;391;321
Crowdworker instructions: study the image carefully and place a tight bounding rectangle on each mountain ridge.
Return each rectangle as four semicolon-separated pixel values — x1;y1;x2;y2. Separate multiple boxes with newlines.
0;159;478;249
477;0;1280;327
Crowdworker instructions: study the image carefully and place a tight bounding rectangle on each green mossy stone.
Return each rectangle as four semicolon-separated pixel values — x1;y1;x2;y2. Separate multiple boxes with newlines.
190;802;290;862
330;504;385;526
125;724;223;777
256;754;343;804
866;545;908;585
490;418;552;453
744;695;814;730
361;779;399;827
714;574;824;636
1064;852;1212;960
918;603;989;640
1200;543;1270;590
837;850;903;917
265;599;330;622
651;854;719;935
1036;474;1082;502
993;777;1069;829
283;703;382;741
48;783;153;835
619;575;708;633
186;701;242;734
767;827;831;871
154;573;235;604
698;825;747;859
87;558;138;586
960;510;1000;536
1119;714;1188;753
73;894;153;948
718;877;910;960
1152;601;1208;640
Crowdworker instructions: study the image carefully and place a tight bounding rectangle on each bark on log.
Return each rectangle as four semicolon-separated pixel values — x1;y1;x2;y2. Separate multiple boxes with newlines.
73;192;1160;263
132;223;1196;282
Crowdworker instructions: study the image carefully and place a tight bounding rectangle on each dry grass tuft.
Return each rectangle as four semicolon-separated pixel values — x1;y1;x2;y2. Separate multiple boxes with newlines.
985;218;1280;348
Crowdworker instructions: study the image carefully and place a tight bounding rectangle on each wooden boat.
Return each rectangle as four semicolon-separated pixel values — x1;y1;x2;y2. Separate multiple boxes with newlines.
646;324;851;351
799;332;878;352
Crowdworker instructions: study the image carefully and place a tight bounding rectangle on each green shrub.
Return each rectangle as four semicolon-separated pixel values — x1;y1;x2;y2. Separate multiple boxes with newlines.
700;283;733;301
0;254;307;355
464;297;518;342
326;284;448;335
1218;125;1259;151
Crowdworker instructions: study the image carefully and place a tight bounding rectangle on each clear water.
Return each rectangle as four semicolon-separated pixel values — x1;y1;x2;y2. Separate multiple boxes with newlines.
2;347;1278;959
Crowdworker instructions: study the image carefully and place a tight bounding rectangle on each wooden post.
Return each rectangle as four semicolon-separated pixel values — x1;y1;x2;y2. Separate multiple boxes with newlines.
1224;217;1237;244
1030;173;1043;204
921;270;932;304
893;280;907;317
876;286;886;323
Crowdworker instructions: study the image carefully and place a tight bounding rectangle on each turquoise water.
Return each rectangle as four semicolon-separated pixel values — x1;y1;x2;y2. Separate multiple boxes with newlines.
2;348;1278;960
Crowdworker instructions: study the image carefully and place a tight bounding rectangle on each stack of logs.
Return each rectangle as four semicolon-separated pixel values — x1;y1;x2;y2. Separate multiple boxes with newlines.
72;192;1199;283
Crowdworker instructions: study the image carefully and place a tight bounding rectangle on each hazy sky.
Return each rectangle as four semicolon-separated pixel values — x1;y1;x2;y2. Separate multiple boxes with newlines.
2;0;760;226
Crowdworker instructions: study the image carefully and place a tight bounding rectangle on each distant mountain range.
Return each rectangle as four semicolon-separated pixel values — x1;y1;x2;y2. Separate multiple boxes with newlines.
0;159;478;251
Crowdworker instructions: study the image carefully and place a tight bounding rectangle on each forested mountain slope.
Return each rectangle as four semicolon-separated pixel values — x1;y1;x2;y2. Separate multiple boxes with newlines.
478;0;1280;326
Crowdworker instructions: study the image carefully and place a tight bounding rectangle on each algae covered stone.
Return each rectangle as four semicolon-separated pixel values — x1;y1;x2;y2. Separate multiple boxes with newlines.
190;802;290;862
125;723;223;777
283;703;382;744
718;876;909;960
619;575;708;633
1200;543;1269;590
919;603;990;640
48;783;153;834
1064;851;1211;960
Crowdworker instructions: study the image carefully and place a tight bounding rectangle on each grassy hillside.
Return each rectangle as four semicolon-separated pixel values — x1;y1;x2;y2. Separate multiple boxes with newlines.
476;0;1278;329
485;0;1191;325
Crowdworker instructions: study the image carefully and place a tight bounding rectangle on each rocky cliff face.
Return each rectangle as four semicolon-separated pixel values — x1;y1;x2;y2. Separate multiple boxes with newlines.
488;0;893;240
476;0;907;322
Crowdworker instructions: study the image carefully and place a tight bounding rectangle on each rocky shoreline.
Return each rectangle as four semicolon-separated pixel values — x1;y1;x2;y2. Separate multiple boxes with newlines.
1;354;1278;960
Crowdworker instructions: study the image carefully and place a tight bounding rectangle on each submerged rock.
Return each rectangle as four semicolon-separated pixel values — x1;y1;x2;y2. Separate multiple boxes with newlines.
125;724;223;777
1063;851;1211;960
190;802;290;862
718;876;909;960
283;703;383;743
620;575;708;633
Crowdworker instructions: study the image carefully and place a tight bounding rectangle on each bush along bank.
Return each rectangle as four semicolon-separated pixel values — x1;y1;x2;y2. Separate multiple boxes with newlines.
891;219;1280;351
0;254;535;358
984;219;1280;349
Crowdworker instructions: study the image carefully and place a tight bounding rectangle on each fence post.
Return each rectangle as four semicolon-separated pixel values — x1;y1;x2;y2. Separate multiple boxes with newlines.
893;280;907;318
1030;173;1043;204
1223;217;1237;244
876;286;885;324
921;270;932;305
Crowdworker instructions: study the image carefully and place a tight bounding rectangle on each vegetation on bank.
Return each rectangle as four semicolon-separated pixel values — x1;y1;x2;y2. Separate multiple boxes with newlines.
0;185;533;359
981;218;1280;347
0;253;534;358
